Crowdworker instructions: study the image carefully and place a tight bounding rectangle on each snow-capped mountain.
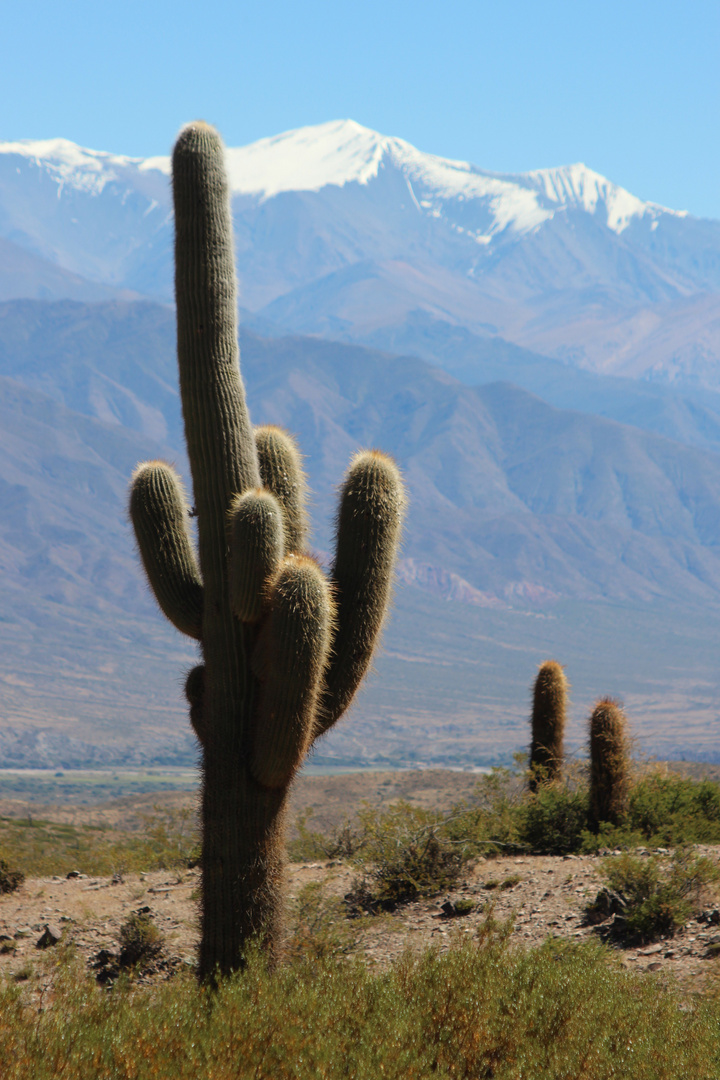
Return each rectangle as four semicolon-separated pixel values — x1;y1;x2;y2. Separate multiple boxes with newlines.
1;120;720;383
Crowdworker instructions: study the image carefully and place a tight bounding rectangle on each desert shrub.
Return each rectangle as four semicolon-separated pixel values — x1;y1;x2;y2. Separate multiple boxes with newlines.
285;883;354;961
345;801;470;914
0;858;24;894
441;768;528;855
627;773;720;845
517;784;590;855
118;911;164;968
299;770;720;870
595;848;720;940
3;926;720;1078
288;810;368;862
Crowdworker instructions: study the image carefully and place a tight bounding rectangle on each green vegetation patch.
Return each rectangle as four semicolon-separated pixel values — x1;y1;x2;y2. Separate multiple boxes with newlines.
593;848;720;941
0;806;198;878
2;927;720;1079
341;801;470;914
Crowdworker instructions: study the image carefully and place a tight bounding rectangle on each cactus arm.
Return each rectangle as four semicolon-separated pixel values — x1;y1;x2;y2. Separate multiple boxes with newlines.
129;461;203;639
227;489;284;624
315;451;405;737
173;123;260;595
254;426;308;554
185;664;206;746
251;556;334;788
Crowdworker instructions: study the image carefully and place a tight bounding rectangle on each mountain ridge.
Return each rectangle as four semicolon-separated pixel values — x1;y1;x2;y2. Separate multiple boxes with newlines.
2;120;688;228
3;119;719;389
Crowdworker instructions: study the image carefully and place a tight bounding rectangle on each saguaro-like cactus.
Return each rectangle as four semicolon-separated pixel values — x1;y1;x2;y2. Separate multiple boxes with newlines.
129;122;405;980
528;660;567;790
589;697;630;828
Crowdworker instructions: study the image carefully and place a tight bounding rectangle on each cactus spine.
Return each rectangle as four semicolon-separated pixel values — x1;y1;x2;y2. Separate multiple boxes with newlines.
529;660;567;790
589;697;630;827
129;122;405;980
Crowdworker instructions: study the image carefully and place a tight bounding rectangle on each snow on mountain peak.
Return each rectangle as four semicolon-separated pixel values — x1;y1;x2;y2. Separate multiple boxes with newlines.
224;119;388;197
525;162;685;234
0;136;171;210
0;138;141;195
0;122;686;239
213;120;683;238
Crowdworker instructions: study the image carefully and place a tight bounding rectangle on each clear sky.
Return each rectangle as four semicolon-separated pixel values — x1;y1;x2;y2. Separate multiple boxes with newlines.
4;0;719;218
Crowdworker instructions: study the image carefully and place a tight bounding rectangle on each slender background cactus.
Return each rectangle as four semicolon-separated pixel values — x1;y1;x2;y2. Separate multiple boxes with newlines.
129;122;405;980
528;660;567;790
589;697;630;828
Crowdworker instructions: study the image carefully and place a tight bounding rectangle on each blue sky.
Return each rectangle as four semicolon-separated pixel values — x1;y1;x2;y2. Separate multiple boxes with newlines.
4;0;719;217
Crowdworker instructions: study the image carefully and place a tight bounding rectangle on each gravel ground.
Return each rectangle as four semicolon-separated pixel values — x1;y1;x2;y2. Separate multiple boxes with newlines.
2;849;720;1000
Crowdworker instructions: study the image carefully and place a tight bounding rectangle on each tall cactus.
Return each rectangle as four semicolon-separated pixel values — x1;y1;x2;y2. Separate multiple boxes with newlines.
589;697;630;828
129;122;405;980
528;660;567;790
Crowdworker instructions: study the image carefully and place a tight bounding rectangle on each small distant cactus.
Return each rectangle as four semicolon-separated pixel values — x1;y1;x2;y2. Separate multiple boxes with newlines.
529;660;567;790
589;697;630;827
129;122;405;980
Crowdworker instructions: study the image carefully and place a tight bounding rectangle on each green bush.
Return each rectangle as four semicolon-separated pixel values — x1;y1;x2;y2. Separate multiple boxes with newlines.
443;768;526;855
118;912;164;968
285;883;354;961
596;848;720;940
293;770;720;871
627;773;720;845
517;784;590;855
288;810;368;862
344;801;470;914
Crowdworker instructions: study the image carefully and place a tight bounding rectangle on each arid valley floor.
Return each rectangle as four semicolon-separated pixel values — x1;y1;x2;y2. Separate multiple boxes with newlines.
2;768;720;1003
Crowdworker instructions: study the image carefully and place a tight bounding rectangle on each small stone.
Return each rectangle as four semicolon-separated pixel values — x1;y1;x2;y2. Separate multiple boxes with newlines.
640;943;663;955
36;924;61;950
647;961;662;971
13;928;32;939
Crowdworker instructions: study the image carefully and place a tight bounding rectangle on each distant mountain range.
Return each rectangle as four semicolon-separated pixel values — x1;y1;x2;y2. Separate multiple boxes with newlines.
2;121;720;389
1;121;720;768
3;298;720;608
1;298;720;769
